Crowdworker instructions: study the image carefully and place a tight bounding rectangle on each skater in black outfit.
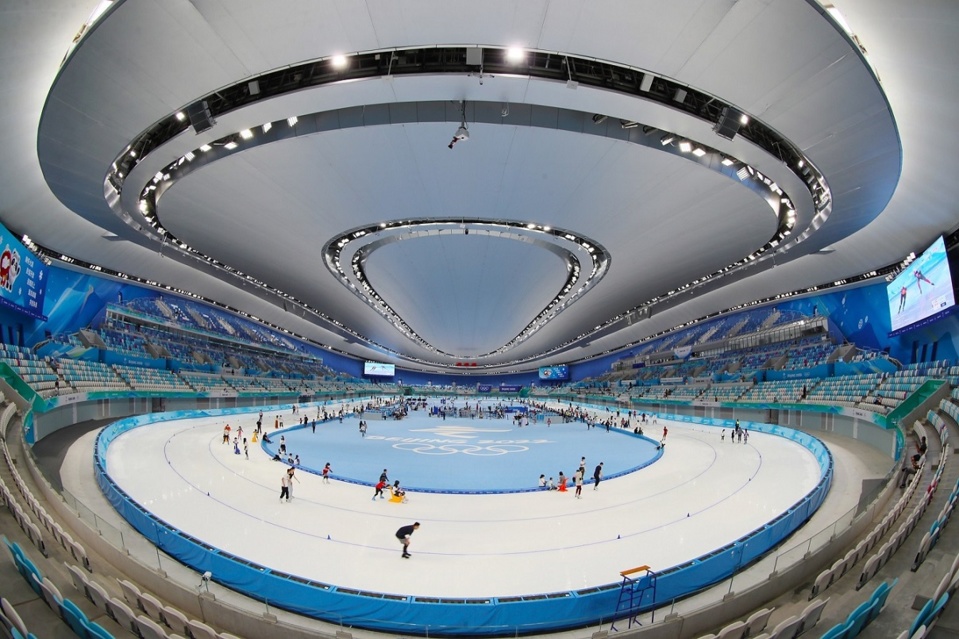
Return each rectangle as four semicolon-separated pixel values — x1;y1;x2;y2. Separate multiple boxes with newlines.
396;522;420;558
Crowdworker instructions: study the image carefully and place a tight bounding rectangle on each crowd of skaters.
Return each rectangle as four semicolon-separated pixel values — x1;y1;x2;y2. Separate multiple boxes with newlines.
719;419;750;444
538;457;605;499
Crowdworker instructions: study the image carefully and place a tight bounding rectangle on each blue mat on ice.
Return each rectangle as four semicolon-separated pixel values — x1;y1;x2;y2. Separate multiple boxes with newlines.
262;403;661;494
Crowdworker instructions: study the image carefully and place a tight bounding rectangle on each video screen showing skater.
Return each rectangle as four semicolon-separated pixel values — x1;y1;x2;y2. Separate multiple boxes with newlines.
887;235;956;334
364;361;396;377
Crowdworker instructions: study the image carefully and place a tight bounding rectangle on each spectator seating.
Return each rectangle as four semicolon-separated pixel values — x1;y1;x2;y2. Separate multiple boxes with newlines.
816;578;897;639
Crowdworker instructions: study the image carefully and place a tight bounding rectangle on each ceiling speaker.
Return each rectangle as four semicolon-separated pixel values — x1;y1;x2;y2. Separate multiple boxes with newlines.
187;100;216;134
713;106;743;141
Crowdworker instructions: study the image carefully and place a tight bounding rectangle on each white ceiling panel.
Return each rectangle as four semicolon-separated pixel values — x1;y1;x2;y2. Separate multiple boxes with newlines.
8;0;951;373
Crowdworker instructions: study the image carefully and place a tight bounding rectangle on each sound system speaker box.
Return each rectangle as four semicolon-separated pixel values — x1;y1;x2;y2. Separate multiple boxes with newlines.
187;100;216;134
713;106;742;140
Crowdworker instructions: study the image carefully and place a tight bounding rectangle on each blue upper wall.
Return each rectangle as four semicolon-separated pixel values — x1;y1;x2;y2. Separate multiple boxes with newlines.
2;264;958;384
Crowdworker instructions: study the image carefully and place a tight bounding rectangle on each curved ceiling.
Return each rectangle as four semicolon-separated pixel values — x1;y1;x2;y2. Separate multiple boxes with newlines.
4;0;955;373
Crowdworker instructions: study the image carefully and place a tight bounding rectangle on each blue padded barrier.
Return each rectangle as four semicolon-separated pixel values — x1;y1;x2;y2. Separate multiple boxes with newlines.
95;405;833;637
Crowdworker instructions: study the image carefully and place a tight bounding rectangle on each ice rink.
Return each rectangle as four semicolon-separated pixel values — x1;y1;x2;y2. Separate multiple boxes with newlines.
100;407;825;599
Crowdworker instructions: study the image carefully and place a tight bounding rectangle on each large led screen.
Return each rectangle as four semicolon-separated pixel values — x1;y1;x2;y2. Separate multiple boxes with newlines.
538;365;569;381
887;236;955;335
364;361;396;377
0;224;47;320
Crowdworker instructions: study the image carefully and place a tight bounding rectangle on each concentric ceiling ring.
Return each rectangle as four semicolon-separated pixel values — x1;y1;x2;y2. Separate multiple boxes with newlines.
323;219;610;358
91;45;834;368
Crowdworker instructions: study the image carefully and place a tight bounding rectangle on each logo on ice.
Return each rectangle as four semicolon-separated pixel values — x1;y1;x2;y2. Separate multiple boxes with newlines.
367;425;553;456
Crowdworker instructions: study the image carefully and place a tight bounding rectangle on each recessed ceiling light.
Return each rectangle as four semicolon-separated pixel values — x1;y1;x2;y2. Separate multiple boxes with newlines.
239;129;253;139
331;55;347;68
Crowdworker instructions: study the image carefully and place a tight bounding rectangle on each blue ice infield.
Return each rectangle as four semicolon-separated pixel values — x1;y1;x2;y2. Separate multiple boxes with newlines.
261;403;662;494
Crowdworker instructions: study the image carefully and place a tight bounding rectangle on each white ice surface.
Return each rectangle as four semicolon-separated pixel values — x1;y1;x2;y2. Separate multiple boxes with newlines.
102;415;824;599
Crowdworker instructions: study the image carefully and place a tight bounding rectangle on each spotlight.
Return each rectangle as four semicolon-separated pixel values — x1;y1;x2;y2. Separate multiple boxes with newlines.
619;120;639;129
506;47;525;63
592;114;608;124
331;54;347;69
692;147;706;157
660;134;675;146
678;140;692;153
287;116;298;127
